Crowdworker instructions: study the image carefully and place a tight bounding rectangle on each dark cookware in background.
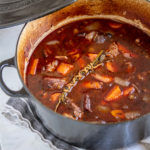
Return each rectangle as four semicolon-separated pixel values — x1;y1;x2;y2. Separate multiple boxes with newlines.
0;0;76;28
1;0;150;149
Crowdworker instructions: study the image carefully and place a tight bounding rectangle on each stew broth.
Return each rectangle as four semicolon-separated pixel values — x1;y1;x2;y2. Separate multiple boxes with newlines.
26;19;150;123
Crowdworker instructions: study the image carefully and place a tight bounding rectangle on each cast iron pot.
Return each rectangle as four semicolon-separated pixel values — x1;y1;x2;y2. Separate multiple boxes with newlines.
1;0;150;149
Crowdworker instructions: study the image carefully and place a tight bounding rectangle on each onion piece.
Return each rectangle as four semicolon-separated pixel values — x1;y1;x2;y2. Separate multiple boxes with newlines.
125;111;140;120
85;31;98;41
114;77;130;87
46;60;59;72
84;95;92;112
95;35;106;44
123;53;132;59
85;22;100;31
46;40;59;45
55;56;68;61
97;105;110;113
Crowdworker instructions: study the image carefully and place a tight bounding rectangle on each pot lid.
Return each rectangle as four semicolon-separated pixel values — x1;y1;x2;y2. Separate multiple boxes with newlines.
0;0;76;28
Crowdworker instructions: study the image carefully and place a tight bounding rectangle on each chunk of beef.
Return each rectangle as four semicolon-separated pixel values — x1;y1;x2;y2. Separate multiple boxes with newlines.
106;42;119;58
84;95;92;112
44;77;66;89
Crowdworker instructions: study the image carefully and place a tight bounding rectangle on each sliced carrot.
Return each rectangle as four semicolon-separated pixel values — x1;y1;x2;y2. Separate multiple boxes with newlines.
71;53;80;60
29;59;39;75
83;81;102;89
73;28;79;34
78;58;86;69
68;49;78;55
50;93;61;102
109;22;122;29
63;113;74;119
57;63;73;76
117;43;138;58
88;53;98;61
92;73;113;83
105;85;122;101
111;110;125;119
124;86;135;96
106;61;118;72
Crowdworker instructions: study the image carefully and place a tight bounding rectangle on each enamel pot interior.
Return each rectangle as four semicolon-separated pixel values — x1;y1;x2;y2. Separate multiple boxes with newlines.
16;0;150;149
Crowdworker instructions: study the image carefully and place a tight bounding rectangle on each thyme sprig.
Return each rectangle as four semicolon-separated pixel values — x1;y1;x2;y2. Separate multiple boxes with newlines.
55;50;105;112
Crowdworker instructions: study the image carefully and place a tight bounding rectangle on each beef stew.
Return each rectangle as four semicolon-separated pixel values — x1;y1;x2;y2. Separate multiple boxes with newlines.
26;19;150;123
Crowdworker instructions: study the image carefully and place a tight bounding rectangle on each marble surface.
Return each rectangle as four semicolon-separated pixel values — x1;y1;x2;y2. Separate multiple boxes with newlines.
0;25;51;150
0;24;149;150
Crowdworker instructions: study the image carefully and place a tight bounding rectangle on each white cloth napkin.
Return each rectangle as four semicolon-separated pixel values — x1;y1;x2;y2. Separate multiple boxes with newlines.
1;97;150;150
1;98;81;150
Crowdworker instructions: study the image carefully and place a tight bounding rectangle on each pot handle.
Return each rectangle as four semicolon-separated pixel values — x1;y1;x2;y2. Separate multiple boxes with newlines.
0;57;28;97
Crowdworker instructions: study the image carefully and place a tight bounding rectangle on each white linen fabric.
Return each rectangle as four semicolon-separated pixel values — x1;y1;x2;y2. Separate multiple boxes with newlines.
0;97;150;150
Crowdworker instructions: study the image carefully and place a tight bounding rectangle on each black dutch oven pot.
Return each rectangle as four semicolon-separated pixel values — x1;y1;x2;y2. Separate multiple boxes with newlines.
1;0;150;149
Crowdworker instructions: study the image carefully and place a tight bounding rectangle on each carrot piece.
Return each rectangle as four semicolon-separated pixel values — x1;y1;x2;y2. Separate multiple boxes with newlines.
83;81;102;89
73;28;79;34
88;53;98;61
109;22;122;29
29;59;39;75
78;58;86;69
106;61;118;72
117;43;138;58
92;73;113;83
57;63;73;75
111;110;125;119
50;93;61;102
105;85;122;101
71;53;80;60
124;86;135;96
63;113;74;119
68;49;78;55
